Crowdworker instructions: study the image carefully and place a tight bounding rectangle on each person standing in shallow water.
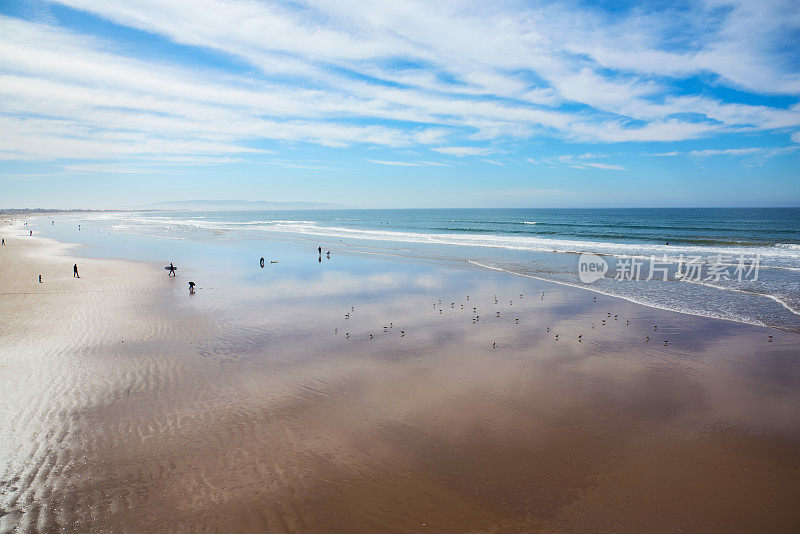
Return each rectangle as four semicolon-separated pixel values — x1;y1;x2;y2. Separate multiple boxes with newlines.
73;264;79;278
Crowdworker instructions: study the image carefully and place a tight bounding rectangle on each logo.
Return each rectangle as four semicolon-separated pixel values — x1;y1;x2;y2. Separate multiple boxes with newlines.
578;253;608;283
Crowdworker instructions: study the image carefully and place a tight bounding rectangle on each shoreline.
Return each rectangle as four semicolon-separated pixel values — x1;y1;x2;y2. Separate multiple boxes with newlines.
21;211;799;334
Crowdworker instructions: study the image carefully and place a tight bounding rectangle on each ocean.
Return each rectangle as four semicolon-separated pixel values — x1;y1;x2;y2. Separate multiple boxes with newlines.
34;207;800;332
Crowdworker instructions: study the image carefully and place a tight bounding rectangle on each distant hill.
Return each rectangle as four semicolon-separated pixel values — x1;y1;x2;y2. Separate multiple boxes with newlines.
151;200;350;210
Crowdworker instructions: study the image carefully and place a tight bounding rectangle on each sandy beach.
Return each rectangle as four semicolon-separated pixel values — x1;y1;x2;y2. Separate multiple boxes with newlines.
2;218;800;533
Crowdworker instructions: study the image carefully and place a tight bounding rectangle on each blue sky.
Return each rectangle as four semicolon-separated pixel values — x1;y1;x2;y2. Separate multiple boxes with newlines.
0;0;799;208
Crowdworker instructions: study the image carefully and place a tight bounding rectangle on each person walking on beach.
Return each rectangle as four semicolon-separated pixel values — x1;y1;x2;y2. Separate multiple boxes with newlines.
38;274;42;283
188;281;195;294
29;230;32;236
318;246;322;255
1;238;4;245
73;264;80;278
167;263;176;276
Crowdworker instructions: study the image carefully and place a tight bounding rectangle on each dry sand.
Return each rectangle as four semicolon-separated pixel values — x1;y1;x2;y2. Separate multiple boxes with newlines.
1;220;800;533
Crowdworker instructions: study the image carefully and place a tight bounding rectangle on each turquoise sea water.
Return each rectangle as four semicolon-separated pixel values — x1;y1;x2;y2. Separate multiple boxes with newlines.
32;208;800;332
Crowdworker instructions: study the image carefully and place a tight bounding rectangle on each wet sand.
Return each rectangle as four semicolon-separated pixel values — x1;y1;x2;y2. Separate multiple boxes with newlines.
1;220;800;533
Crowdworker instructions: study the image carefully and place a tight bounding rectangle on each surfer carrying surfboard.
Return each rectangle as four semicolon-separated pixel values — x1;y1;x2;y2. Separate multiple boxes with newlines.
166;263;177;276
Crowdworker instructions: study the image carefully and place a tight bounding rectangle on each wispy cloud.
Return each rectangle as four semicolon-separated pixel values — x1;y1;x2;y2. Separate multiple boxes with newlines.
688;148;763;157
0;0;799;167
432;146;494;157
365;159;453;167
527;153;626;171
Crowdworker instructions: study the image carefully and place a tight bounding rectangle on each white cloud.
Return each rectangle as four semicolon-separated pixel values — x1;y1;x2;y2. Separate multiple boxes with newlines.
366;159;453;167
1;0;799;165
527;152;625;171
688;148;762;157
432;146;494;157
647;145;800;164
366;159;426;167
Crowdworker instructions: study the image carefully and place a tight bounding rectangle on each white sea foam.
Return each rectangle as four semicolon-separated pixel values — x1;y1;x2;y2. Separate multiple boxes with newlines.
105;214;800;269
241;221;800;268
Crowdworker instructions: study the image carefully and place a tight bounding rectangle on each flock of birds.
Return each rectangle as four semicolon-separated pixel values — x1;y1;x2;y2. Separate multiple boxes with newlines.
328;290;715;349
